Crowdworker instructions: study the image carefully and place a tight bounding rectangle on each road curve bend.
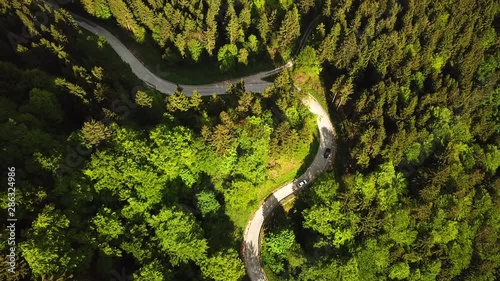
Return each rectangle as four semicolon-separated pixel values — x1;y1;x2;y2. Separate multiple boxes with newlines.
45;4;335;280
242;96;335;281
71;14;286;96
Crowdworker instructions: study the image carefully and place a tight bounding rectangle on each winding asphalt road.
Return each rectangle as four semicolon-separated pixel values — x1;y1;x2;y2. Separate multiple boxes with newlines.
72;14;291;96
242;96;335;281
46;4;334;280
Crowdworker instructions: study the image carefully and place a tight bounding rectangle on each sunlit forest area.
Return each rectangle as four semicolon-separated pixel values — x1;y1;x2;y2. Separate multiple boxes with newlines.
1;0;499;280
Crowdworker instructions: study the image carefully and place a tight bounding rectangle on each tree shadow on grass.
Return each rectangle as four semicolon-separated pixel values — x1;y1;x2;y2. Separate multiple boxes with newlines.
202;205;239;254
295;132;320;178
295;125;336;180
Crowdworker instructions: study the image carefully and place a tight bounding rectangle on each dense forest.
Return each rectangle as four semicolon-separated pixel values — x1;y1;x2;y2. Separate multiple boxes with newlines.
80;0;304;67
1;0;500;280
0;1;316;280
261;0;500;280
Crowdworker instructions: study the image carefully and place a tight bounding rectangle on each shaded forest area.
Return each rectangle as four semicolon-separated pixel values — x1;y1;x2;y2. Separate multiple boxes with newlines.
0;0;499;280
0;1;316;280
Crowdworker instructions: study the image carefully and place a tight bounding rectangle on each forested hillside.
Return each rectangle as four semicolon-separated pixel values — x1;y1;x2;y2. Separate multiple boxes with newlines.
1;0;500;280
261;0;500;280
79;0;305;67
0;1;316;280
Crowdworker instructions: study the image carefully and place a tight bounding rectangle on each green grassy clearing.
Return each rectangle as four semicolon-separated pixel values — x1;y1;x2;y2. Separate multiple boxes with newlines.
227;124;320;230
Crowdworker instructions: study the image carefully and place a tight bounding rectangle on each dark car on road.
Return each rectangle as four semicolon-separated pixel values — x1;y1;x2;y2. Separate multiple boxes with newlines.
323;148;331;158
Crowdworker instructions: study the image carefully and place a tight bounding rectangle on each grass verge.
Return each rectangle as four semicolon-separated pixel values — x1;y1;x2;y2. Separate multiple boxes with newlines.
227;123;320;230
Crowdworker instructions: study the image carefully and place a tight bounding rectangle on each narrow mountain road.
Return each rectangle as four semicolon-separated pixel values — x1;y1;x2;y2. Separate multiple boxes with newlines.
72;14;287;96
48;4;334;280
243;96;335;281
